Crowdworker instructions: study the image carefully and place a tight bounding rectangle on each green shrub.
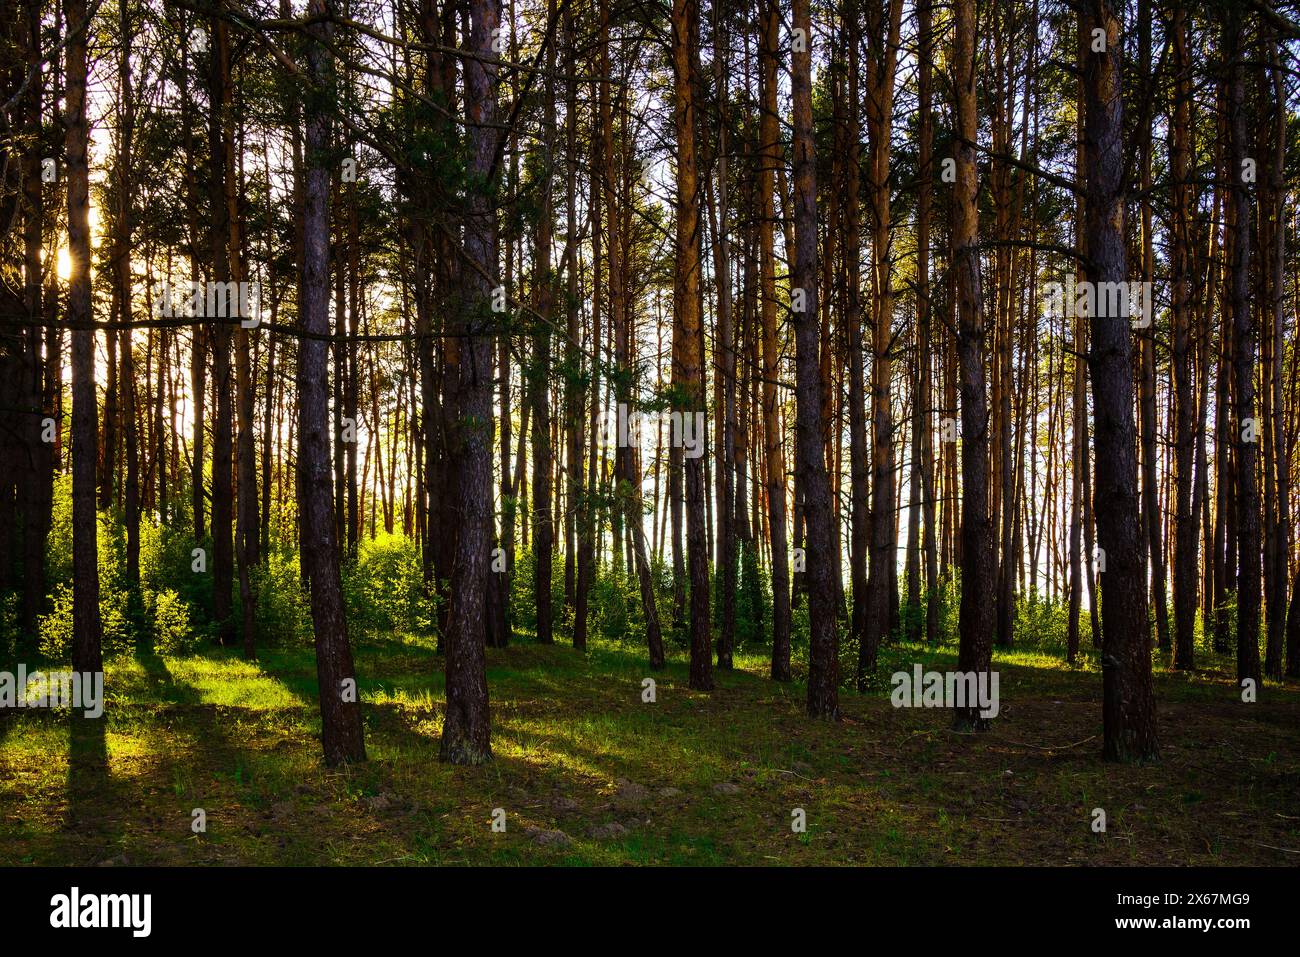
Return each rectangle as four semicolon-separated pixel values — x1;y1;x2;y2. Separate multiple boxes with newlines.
590;565;641;645
37;580;134;660
37;584;74;659
149;587;198;654
249;550;313;647
142;522;213;625
508;546;568;636
0;593;18;655
341;532;434;638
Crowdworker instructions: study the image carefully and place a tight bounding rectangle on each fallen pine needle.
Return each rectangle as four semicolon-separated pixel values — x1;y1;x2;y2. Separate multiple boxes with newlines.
1247;840;1300;855
998;734;1098;751
774;768;814;781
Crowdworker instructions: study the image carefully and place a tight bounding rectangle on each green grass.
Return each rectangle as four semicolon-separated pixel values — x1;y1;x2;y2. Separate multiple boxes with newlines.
1;631;1298;866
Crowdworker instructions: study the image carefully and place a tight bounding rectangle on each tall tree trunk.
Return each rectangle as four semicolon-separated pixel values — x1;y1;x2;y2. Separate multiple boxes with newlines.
301;0;366;767
1225;18;1262;691
1137;0;1168;655
208;15;236;646
575;34;604;652
758;0;791;680
229;59;259;660
66;0;102;675
671;0;712;690
440;0;498;764
844;10;870;681
562;0;580;614
113;0;140;590
916;0;937;644
1169;4;1196;670
709;6;736;671
1083;0;1158;761
603;0;663;668
792;0;838;717
861;0;903;678
19;0;49;644
951;0;993;730
1263;33;1288;680
531;0;557;646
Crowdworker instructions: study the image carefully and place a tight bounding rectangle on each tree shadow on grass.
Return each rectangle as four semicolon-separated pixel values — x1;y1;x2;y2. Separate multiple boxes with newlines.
61;650;295;864
65;714;117;860
0;704;15;749
133;647;205;706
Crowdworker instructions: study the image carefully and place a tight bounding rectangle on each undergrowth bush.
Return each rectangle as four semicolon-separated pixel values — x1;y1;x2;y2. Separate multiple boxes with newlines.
342;532;434;639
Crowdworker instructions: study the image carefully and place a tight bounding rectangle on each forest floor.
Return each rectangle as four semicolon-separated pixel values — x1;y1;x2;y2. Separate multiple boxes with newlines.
1;631;1298;866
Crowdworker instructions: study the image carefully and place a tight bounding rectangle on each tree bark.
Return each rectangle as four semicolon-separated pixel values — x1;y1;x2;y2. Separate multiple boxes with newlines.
1225;18;1262;691
951;0;994;730
1083;0;1159;761
19;0;50;644
439;0;498;764
301;0;366;767
758;0;791;681
916;0;937;644
844;10;870;682
671;0;712;690
65;0;102;676
792;0;838;718
709;7;736;671
861;0;903;679
1170;4;1196;670
207;14;236;646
